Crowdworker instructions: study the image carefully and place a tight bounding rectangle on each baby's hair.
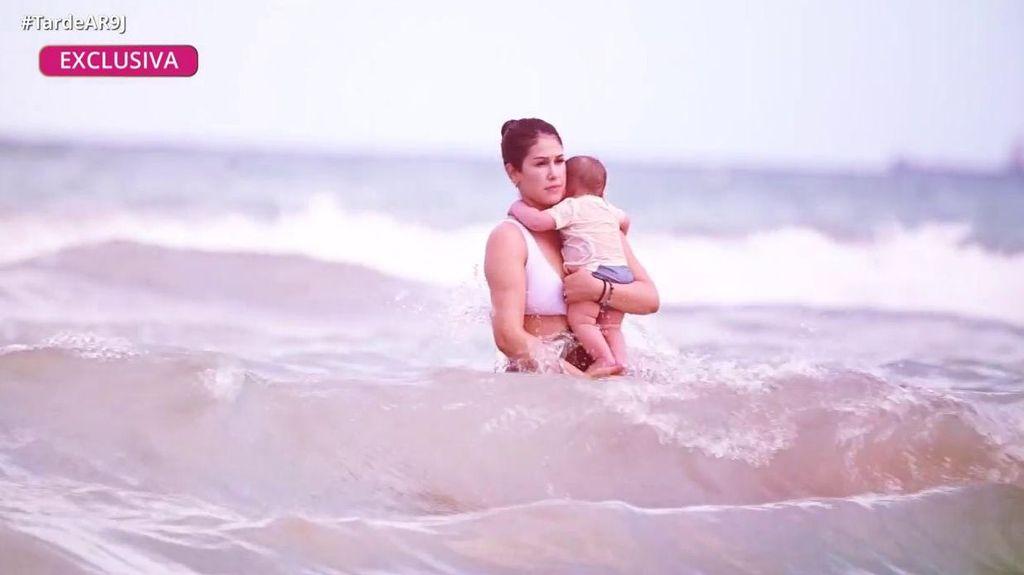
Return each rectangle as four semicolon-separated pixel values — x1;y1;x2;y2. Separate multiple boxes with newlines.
566;156;607;196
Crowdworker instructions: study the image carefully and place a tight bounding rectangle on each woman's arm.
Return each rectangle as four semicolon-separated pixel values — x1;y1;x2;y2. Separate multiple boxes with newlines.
563;233;659;314
484;222;545;368
485;221;625;378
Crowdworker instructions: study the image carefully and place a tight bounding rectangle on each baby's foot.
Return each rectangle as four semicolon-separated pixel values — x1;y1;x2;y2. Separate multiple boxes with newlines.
586;358;624;378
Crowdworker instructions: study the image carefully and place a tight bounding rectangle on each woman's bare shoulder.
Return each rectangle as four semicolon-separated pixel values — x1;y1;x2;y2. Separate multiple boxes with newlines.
485;220;525;256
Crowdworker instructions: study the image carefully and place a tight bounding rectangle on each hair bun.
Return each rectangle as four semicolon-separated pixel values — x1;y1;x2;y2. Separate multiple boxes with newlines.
500;119;518;138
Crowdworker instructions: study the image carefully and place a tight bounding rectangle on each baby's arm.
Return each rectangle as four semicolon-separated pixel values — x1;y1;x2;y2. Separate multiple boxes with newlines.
509;200;557;232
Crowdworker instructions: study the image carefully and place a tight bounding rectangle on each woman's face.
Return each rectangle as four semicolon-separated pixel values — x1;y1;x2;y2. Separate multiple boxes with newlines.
507;134;566;209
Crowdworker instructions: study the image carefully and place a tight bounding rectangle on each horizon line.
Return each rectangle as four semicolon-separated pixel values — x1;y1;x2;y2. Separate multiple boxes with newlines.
2;130;1021;180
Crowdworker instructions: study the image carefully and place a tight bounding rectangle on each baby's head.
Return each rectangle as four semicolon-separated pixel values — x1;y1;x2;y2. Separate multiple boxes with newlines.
565;156;607;198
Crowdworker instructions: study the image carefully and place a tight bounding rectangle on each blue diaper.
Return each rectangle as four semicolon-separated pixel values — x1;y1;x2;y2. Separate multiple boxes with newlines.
592;265;634;284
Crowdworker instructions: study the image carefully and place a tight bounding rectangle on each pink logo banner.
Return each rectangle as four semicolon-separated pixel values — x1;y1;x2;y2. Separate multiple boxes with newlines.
39;45;198;77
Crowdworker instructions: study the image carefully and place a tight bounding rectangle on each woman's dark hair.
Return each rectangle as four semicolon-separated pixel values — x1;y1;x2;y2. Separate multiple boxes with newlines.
500;118;562;170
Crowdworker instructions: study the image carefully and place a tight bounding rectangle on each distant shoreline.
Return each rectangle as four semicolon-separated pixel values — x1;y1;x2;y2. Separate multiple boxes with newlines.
1;133;1021;180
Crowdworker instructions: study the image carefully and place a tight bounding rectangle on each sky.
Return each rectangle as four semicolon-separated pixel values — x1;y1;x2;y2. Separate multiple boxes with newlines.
1;0;1023;169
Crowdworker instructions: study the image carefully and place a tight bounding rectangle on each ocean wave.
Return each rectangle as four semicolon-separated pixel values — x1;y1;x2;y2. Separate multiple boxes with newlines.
0;241;429;325
1;332;1022;574
0;346;1020;511
1;467;1021;575
1;196;1022;324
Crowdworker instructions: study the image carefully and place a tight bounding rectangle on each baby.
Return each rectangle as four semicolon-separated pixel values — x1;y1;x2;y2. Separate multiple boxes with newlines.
509;155;633;373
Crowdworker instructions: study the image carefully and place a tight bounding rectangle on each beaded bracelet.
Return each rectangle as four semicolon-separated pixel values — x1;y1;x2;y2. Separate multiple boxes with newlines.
600;280;614;308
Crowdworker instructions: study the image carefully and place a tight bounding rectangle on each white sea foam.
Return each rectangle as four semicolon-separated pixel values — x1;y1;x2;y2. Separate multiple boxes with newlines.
2;194;1022;325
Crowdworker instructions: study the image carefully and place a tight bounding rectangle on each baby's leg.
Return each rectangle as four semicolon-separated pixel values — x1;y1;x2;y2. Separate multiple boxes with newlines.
567;300;616;369
598;309;628;368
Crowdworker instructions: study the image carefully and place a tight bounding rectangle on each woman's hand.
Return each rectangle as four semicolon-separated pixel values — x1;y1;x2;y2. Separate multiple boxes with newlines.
563;268;602;305
559;359;586;376
562;235;660;315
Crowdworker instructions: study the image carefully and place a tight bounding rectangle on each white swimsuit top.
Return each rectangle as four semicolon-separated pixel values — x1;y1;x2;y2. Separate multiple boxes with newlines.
507;218;567;316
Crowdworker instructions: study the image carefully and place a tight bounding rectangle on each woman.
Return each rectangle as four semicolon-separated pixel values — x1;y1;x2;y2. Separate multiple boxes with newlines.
484;118;660;376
